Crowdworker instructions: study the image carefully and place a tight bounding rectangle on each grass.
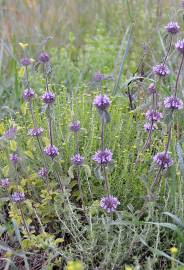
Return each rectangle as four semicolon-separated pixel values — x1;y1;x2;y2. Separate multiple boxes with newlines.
0;1;184;269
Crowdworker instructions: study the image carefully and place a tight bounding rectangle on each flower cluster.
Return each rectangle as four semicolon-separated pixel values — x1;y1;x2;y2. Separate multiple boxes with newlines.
165;22;180;34
21;57;31;66
28;127;44;137
23;88;35;101
12;191;25;203
164;96;183;110
93;95;111;110
153;63;170;77
38;167;49;179
10;153;21;165
1;178;10;188
92;149;113;165
100;195;120;213
38;52;50;63
144;122;157;132
42;91;55;104
175;40;184;54
4;127;17;140
71;153;85;166
153;152;173;169
146;110;163;122
94;72;105;82
70;121;81;132
44;145;59;159
148;83;157;94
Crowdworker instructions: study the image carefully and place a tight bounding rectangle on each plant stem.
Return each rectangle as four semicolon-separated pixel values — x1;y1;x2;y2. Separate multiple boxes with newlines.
18;203;30;237
77;167;85;207
174;54;184;97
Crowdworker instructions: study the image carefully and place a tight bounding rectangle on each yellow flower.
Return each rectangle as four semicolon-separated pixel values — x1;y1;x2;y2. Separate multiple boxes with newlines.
125;266;134;270
66;260;84;270
19;42;29;49
170;246;178;256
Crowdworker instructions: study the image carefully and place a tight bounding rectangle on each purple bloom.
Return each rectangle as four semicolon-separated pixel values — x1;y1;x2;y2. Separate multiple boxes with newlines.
100;195;120;213
70;121;81;132
28;127;44;137
148;83;157;94
71;153;85;166
42;91;55;104
175;40;184;54
93;95;111;110
12;191;25;203
38;167;49;179
164;96;183;110
94;72;105;82
153;152;173;169
165;22;180;34
38;52;50;63
10;153;20;165
1;178;10;188
21;57;31;66
92;149;113;165
146;110;163;122
153;63;170;77
4;127;17;140
144;122;157;132
23;88;35;101
44;145;59;159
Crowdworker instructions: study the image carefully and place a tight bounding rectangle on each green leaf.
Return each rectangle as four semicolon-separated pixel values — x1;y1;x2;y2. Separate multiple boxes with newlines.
68;165;75;179
82;164;91;177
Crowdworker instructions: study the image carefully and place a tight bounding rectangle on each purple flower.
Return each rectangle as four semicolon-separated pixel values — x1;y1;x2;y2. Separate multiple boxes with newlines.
42;91;55;104
153;63;170;77
28;127;44;137
94;72;105;82
71;153;85;166
175;40;184;54
1;178;10;188
93;95;111;110
38;167;49;179
153;152;173;169
164;96;183;110
144;122;157;132
100;195;120;213
21;57;31;66
165;22;180;34
70;121;81;132
12;191;25;203
92;149;113;165
23;88;35;101
146;110;163;122
10;153;20;165
38;52;50;63
148;83;157;94
4;127;17;140
44;145;59;159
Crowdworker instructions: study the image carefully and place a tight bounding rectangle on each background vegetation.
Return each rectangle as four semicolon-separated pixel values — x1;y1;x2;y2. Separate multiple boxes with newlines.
0;0;184;269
